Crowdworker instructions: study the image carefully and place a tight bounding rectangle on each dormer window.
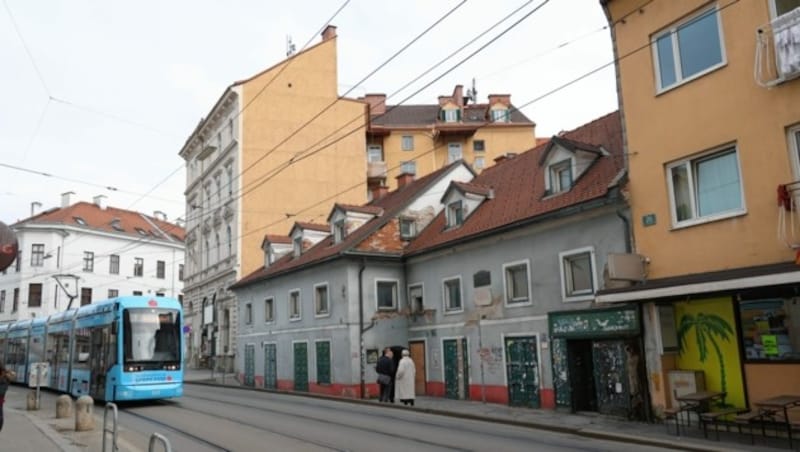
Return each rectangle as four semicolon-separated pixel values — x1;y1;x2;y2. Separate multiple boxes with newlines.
549;159;573;193
399;218;416;239
441;109;460;123
491;109;509;122
293;236;302;257
447;200;464;227
334;219;346;243
73;216;87;226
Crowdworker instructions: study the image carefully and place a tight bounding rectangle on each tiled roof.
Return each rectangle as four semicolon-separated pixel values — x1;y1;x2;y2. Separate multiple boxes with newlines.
332;204;384;216
262;234;291;246
15;202;185;242
370;104;533;127
406;111;623;254
232;161;470;288
449;181;493;198
293;221;330;233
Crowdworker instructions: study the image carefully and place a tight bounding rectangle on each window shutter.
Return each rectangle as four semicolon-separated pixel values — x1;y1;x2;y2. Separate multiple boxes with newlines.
456;109;462;121
439;110;445;121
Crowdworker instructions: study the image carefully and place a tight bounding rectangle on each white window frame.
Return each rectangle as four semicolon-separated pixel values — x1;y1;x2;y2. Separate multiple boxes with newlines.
491;108;509;122
314;282;330;317
549;159;573;193
400;160;416;175
401;135;414;151
558;246;598;302
442;276;464;314
264;297;275;323
651;5;727;94
408;283;424;314
293;236;302;257
787;125;800;180
444;109;459;123
375;279;399;311
769;0;800;18
399;218;416;239
367;145;383;163
502;259;532;307
665;144;746;229
474;157;485;170
448;142;463;163
446;200;464;228
289;289;302;321
334;219;346;243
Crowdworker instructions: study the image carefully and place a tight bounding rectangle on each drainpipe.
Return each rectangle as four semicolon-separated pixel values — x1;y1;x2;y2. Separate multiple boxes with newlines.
616;210;632;253
358;258;366;399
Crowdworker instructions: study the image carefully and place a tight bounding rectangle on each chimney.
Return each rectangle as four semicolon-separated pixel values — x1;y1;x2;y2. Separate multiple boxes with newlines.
363;93;386;116
452;85;464;107
396;172;415;188
93;195;107;210
154;210;167;221
488;94;511;106
370;185;389;200
61;191;75;208
30;202;42;217
321;25;337;41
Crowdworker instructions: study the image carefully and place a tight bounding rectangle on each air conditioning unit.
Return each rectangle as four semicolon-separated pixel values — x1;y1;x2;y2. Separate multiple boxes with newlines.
606;253;647;281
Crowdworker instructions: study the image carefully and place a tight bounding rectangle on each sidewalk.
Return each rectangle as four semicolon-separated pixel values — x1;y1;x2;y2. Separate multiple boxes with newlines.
2;387;82;452
184;368;780;452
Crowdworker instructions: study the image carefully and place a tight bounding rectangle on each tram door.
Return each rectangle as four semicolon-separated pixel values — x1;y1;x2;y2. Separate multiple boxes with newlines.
89;327;109;400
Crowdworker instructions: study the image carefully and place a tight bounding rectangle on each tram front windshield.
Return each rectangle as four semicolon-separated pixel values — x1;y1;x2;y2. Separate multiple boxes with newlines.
123;308;180;369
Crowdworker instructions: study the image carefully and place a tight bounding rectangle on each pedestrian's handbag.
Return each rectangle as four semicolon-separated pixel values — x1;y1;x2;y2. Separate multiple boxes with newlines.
377;374;391;385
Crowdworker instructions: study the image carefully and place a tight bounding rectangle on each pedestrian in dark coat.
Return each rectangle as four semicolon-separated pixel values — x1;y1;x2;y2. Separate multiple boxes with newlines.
0;363;15;432
375;348;395;402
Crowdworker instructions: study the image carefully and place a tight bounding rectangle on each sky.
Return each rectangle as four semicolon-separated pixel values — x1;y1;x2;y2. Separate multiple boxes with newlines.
0;0;618;226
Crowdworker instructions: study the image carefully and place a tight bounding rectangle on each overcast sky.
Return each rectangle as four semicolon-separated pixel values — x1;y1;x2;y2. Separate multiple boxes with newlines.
0;0;618;226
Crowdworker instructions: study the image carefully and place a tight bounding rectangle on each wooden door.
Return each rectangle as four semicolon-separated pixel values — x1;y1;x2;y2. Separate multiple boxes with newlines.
293;342;308;392
264;344;277;389
244;344;255;387
409;341;426;395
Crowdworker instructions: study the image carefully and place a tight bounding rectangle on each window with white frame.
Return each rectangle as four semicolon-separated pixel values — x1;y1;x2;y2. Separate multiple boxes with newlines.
446;200;464;227
334;219;346;243
315;284;329;316
264;297;274;322
549;159;573;193
226;165;233;197
289;290;301;320
83;251;94;272
409;284;424;313
443;109;460;123
448;143;463;163
667;146;743;225
773;0;800;17
474;157;485;170
31;244;44;267
788;125;800;180
226;225;232;257
156;260;165;279
443;277;462;312
399;218;416;239
110;255;120;275
402;135;414;151
367;145;383;162
293;236;302;257
400;160;416;175
503;261;530;304
491;108;509;122
245;303;253;324
559;247;596;300
376;280;398;310
108;289;119;299
652;6;724;92
133;257;143;277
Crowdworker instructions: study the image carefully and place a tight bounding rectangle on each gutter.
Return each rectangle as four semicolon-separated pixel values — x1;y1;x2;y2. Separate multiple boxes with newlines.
358;258;366;399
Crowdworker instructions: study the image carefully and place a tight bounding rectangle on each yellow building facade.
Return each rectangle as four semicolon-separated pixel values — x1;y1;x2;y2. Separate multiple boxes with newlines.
599;0;800;417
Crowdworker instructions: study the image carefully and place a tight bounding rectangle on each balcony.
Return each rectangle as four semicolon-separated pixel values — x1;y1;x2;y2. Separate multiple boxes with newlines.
367;161;387;180
755;7;800;87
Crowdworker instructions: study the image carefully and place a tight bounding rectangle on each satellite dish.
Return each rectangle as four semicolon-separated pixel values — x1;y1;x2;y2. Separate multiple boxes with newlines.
0;221;18;272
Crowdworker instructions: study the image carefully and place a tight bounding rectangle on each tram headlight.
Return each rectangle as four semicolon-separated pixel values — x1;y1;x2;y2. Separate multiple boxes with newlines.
125;365;141;372
163;364;179;371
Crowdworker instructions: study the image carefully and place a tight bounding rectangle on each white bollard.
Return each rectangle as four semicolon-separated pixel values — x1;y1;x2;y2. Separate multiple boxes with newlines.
75;395;95;431
56;395;73;419
26;391;39;410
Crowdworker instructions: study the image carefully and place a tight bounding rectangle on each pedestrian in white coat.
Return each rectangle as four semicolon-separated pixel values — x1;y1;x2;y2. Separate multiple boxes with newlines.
394;349;416;406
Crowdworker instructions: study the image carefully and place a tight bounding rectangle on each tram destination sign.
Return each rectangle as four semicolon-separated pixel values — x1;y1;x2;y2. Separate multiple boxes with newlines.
0;221;18;272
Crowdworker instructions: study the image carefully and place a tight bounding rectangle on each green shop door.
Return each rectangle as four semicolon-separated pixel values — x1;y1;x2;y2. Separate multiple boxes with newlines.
244;344;255;387
592;340;629;417
505;336;539;408
293;342;308;392
264;343;277;390
443;338;469;399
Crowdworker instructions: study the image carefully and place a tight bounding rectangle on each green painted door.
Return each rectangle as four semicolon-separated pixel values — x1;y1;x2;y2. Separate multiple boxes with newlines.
264;343;277;389
505;336;539;408
244;344;255;387
443;338;469;399
293;342;308;392
592;340;629;417
316;341;331;385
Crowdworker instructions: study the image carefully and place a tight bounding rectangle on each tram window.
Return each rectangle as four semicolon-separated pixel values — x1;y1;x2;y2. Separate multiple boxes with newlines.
73;329;90;367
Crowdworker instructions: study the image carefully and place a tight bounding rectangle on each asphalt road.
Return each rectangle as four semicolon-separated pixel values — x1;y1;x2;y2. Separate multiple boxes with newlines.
107;384;672;452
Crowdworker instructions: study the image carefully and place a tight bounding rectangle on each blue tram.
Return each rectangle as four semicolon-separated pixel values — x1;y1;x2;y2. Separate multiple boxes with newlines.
0;295;183;401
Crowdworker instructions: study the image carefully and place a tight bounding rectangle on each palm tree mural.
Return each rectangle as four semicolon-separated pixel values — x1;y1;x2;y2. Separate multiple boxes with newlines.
677;312;734;407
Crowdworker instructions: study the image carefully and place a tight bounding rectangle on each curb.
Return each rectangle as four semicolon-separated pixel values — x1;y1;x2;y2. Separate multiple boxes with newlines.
16;408;84;452
185;380;728;452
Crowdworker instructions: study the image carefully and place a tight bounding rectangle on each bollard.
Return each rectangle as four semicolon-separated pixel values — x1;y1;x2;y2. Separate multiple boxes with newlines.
26;391;39;410
75;395;95;431
56;395;73;419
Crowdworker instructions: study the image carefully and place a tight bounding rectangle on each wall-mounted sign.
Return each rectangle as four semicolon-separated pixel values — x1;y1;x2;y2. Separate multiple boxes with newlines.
0;221;18;272
642;214;657;227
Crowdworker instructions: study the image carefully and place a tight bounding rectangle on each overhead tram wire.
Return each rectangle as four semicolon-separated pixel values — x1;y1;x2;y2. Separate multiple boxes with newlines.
3;0;50;97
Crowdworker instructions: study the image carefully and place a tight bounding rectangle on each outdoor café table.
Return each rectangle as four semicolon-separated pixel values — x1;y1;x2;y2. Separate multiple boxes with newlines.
675;391;726;428
754;395;800;448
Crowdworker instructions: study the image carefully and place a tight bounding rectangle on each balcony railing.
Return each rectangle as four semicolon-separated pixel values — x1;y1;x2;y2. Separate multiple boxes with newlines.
755;7;800;88
367;161;387;180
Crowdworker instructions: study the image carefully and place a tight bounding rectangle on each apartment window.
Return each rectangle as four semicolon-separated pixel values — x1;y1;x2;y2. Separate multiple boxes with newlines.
205;239;210;267
315;284;329;316
12;288;19;312
400;161;417;175
549;159;573;193
667;146;743;226
133;290;143;296
264;297;274;322
217;132;222;151
491;109;509;122
773;0;800;17
367;145;383;163
334;219;346;243
156;260;166;279
178;264;184;281
83;251;94;272
30;244;45;267
245;303;253;324
80;287;92;306
226;225;232;257
448;143;463;163
442;109;460;122
27;283;42;307
560;247;596;300
15;252;21;272
215;232;221;262
109;255;120;275
0;290;4;313
788;126;800;180
133;258;144;277
293;236;302;257
214;175;222;203
226;166;233;197
376;280;398;310
401;135;414;151
474;157;485;170
503;260;530;305
108;289;119;299
409;284;424;313
443;277;462;312
399;218;416;239
653;7;724;91
289;290;301;320
473;140;485;152
447;200;464;227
